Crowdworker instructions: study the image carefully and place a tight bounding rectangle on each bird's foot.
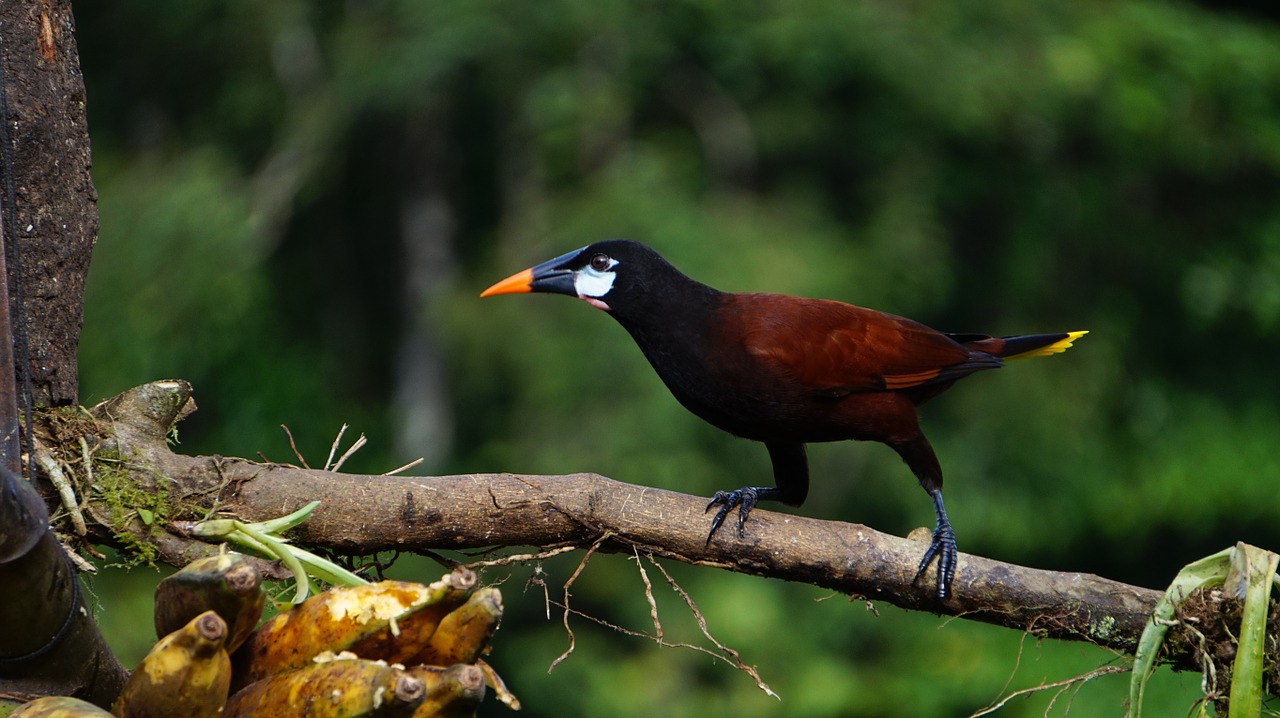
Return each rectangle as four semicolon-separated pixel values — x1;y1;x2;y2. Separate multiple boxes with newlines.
912;520;957;601
704;487;763;543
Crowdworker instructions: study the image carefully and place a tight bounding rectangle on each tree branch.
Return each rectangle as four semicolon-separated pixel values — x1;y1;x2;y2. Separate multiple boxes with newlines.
58;381;1262;679
222;466;1159;648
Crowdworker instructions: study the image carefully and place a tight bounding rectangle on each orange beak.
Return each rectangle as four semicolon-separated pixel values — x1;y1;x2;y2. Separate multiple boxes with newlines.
479;268;534;297
481;247;584;299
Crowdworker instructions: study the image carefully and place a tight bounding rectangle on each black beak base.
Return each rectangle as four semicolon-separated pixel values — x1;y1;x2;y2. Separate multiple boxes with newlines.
527;248;582;296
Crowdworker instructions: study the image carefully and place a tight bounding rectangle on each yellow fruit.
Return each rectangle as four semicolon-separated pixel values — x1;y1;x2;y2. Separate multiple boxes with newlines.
113;611;231;718
10;696;114;717
232;568;474;691
224;657;424;717
405;664;485;718
409;587;502;667
153;552;265;652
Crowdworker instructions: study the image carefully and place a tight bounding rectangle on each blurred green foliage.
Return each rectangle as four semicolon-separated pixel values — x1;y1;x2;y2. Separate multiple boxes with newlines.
72;0;1279;715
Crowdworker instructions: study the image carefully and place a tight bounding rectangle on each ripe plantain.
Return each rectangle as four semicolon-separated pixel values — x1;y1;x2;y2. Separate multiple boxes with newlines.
408;587;502;667
231;568;475;691
405;664;486;718
153;552;266;653
10;696;114;717
223;657;424;718
113;610;232;718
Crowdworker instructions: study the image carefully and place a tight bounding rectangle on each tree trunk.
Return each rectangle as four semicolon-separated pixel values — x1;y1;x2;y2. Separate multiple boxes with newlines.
1;0;96;407
0;1;123;708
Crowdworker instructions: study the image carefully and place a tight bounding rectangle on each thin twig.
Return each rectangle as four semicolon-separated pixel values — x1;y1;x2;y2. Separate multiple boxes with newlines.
1182;617;1218;705
280;424;309;469
34;439;85;535
330;433;366;472
538;567;781;698
546;599;749;658
78;435;94;485
324;423;348;471
968;665;1127;717
990;631;1035;708
415;549;458;570
548;533;612;672
64;546;98;573
383;457;425;476
467;544;580;569
633;548;663;642
525;563;552;620
542;593;754;665
648;556;778;698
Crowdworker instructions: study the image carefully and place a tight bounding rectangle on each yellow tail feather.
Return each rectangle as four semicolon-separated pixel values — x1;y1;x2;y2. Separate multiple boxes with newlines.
1005;330;1089;360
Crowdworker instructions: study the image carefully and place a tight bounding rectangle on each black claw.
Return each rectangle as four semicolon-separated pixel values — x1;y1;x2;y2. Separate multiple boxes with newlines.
704;493;734;543
912;522;957;600
704;487;760;543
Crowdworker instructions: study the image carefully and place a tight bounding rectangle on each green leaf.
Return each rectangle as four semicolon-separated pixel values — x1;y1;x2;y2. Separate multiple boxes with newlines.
190;502;368;605
1128;547;1233;718
1226;543;1279;718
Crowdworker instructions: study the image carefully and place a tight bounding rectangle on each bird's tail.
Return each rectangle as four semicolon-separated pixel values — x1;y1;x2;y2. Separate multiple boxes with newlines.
948;330;1088;360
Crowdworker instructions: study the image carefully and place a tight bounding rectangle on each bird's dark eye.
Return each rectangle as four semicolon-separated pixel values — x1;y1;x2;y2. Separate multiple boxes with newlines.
589;253;612;272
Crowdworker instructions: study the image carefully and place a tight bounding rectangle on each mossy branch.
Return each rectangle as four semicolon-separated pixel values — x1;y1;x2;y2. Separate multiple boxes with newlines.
37;381;1277;689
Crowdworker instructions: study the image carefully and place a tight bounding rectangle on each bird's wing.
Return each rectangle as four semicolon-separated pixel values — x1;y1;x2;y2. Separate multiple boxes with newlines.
724;294;984;394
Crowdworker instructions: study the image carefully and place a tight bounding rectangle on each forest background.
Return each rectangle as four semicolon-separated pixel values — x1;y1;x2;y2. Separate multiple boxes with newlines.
71;1;1280;716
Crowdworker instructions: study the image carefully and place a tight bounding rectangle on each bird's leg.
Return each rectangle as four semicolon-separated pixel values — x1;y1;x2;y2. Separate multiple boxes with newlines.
912;487;957;601
891;434;958;600
705;442;808;544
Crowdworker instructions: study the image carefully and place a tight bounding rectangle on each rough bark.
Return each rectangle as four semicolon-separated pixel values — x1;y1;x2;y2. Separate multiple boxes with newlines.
0;2;120;707
0;0;95;406
60;380;1270;681
230;468;1160;648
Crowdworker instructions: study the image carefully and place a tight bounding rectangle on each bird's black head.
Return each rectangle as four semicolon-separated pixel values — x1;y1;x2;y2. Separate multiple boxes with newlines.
481;239;710;319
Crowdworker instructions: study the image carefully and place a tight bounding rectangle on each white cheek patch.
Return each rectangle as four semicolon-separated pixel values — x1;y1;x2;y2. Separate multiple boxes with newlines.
573;263;617;299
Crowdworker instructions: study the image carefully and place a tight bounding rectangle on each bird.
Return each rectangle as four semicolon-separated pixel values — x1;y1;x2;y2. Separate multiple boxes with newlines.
481;239;1085;600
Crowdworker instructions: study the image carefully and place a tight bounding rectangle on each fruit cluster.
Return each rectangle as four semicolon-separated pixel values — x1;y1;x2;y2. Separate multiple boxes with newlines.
13;554;514;717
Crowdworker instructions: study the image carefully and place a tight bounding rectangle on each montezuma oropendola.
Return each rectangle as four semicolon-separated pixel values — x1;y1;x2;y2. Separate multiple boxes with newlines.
481;239;1085;600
